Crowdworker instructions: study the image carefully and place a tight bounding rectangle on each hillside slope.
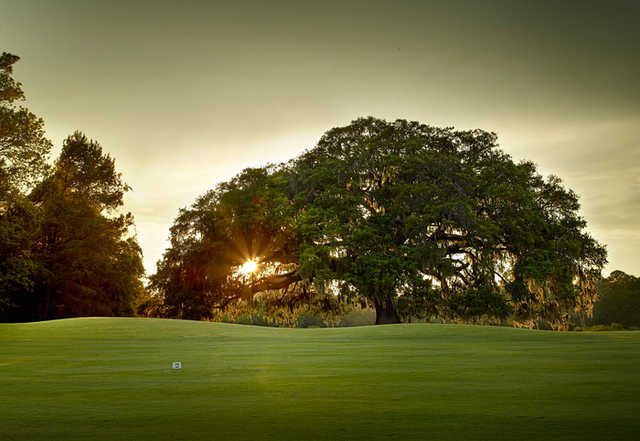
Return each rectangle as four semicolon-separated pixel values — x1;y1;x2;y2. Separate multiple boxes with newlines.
1;318;639;440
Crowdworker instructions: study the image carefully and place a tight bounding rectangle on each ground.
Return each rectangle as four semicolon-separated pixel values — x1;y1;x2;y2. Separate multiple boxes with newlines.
1;318;639;440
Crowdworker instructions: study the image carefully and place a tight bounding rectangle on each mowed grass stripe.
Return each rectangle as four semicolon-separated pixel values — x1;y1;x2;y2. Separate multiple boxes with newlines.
1;318;639;440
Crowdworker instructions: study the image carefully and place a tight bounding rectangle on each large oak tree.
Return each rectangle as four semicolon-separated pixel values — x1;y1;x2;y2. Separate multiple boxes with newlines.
151;118;606;328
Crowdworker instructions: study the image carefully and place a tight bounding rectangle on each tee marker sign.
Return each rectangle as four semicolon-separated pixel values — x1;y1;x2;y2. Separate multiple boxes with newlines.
172;361;182;369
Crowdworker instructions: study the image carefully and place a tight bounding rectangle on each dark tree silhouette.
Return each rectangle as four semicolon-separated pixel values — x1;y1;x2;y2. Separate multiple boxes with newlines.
29;133;144;320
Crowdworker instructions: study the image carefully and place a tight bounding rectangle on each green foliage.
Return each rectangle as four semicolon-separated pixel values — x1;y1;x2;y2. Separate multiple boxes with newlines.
0;201;41;317
296;312;326;328
336;307;376;327
442;285;512;320
573;322;627;332
212;298;334;328
0;53;49;320
592;271;640;328
149;165;311;319
286;118;606;326
50;132;129;209
0;53;52;191
152;117;606;327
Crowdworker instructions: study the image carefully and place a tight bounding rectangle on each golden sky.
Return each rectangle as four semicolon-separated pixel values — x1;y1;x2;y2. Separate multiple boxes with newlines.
2;0;638;276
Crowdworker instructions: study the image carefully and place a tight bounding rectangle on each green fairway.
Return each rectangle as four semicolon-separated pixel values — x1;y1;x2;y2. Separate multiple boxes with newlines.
1;318;639;440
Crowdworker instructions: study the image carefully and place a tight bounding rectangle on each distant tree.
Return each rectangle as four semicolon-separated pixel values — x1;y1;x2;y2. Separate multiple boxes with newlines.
592;271;640;328
152;118;606;327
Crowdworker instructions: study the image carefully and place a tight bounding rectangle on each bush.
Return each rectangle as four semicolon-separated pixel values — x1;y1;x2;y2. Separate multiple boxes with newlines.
296;313;326;328
337;308;376;327
573;322;627;332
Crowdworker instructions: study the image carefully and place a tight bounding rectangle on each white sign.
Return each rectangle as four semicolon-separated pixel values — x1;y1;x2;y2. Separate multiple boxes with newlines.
172;361;182;369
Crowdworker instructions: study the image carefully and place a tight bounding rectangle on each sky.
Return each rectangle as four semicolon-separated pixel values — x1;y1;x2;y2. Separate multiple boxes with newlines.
1;0;638;276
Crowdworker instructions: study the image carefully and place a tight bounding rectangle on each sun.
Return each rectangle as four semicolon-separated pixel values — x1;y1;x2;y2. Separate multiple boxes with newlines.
238;259;258;275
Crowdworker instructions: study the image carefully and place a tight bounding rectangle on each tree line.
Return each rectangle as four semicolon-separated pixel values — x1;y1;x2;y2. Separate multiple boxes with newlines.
2;51;637;328
592;271;640;328
0;53;143;322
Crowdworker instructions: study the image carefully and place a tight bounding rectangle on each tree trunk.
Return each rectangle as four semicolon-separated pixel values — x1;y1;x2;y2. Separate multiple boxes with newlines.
375;296;400;325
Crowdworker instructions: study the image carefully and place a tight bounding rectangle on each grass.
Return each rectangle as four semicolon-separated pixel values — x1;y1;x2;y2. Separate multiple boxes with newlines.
1;318;639;440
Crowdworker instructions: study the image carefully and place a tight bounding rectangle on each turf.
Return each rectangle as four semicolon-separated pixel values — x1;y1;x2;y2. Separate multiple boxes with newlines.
1;318;639;440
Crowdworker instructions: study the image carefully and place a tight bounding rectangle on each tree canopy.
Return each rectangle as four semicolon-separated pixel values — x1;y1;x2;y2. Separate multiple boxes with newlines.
151;117;607;328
